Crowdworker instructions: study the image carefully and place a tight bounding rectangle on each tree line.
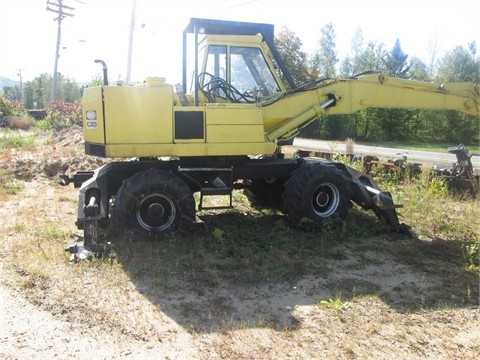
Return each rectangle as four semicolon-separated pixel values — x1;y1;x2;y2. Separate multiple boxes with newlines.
2;73;82;109
2;23;479;145
275;24;479;145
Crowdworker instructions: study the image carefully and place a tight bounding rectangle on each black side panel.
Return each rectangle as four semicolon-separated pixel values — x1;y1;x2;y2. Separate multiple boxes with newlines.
85;142;106;157
174;111;204;139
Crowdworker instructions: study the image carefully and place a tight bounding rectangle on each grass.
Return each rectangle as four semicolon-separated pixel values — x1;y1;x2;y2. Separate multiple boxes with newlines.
0;170;24;196
8;182;478;306
0;132;37;196
113;207;341;288
0;133;479;355
0;133;36;150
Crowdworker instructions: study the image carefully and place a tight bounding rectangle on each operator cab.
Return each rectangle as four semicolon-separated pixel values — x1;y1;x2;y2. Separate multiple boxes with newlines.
197;35;283;103
182;18;292;106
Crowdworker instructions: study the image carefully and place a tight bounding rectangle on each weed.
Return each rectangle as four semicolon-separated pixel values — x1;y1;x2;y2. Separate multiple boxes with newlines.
332;153;363;172
370;163;388;178
462;241;479;271
213;227;225;242
14;222;27;232
328;247;348;260
318;293;352;320
0;170;23;195
362;254;383;265
40;227;70;239
427;176;449;197
36;118;53;131
152;268;171;288
0;134;36;150
232;191;247;204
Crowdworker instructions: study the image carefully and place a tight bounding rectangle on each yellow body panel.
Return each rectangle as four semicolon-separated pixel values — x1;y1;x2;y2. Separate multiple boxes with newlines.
104;142;276;158
205;106;265;143
103;86;173;144
205;106;263;125
82;85;274;157
82;87;105;144
207;125;265;143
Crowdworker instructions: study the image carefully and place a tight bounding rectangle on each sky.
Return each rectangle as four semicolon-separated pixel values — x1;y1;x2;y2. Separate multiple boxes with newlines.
1;0;479;85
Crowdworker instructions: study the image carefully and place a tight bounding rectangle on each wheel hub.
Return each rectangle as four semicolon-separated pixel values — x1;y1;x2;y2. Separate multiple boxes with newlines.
312;183;339;217
315;191;330;207
147;203;165;219
136;193;176;231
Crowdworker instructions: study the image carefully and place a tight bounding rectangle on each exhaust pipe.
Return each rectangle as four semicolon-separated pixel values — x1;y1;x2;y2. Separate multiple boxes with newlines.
94;59;109;85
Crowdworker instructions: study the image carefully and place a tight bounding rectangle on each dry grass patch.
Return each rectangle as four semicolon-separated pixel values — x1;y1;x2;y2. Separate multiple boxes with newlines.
1;128;479;358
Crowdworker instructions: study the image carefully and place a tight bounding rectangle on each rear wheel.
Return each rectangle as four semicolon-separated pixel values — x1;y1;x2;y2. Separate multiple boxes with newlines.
243;177;285;209
282;163;352;230
114;169;195;239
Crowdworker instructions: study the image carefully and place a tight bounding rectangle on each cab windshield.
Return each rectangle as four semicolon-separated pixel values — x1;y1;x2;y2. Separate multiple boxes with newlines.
199;45;281;103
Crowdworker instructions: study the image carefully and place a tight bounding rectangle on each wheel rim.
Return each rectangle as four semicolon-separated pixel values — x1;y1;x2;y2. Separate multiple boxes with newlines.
311;182;340;217
136;193;176;232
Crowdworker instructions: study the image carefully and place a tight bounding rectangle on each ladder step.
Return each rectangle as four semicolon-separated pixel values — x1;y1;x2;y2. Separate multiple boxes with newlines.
178;166;235;210
202;187;232;196
199;188;233;211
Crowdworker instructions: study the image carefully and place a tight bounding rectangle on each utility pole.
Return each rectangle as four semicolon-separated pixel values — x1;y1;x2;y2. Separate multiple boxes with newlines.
16;68;24;102
126;0;137;85
46;0;74;104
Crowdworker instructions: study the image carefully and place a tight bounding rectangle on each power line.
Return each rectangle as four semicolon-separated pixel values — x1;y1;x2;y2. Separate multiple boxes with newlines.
208;0;259;9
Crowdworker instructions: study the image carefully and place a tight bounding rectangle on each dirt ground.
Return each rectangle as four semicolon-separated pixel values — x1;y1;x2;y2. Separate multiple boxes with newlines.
1;126;479;359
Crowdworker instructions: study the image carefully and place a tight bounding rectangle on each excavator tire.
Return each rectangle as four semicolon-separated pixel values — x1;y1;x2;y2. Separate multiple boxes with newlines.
282;163;352;231
243;178;285;209
113;168;195;240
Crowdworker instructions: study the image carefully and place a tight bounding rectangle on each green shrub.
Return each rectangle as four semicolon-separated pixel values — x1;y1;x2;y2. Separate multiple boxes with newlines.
427;176;449;198
46;100;82;127
0;97;26;117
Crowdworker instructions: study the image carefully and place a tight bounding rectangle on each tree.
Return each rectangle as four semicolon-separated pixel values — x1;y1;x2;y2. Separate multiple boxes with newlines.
382;39;411;77
310;23;338;78
59;78;81;102
274;26;312;88
339;28;386;77
23;73;50;109
433;44;480;144
280;26;479;145
407;57;429;81
338;31;388;141
317;115;350;140
23;73;81;109
2;86;22;101
426;35;442;79
437;43;479;82
371;40;414;140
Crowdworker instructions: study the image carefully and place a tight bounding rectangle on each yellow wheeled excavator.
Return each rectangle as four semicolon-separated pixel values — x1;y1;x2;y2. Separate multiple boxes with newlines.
62;18;479;253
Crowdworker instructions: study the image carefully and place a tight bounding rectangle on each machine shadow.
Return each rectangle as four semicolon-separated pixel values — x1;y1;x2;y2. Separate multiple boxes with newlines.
105;208;479;334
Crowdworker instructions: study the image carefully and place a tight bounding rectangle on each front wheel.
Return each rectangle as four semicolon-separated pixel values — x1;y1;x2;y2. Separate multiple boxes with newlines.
282;163;352;231
114;169;195;239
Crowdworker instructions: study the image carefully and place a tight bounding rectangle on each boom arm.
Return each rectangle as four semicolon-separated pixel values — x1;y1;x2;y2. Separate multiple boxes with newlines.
263;72;480;142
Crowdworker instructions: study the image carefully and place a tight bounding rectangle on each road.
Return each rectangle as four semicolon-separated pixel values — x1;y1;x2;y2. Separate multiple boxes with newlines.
293;138;480;168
